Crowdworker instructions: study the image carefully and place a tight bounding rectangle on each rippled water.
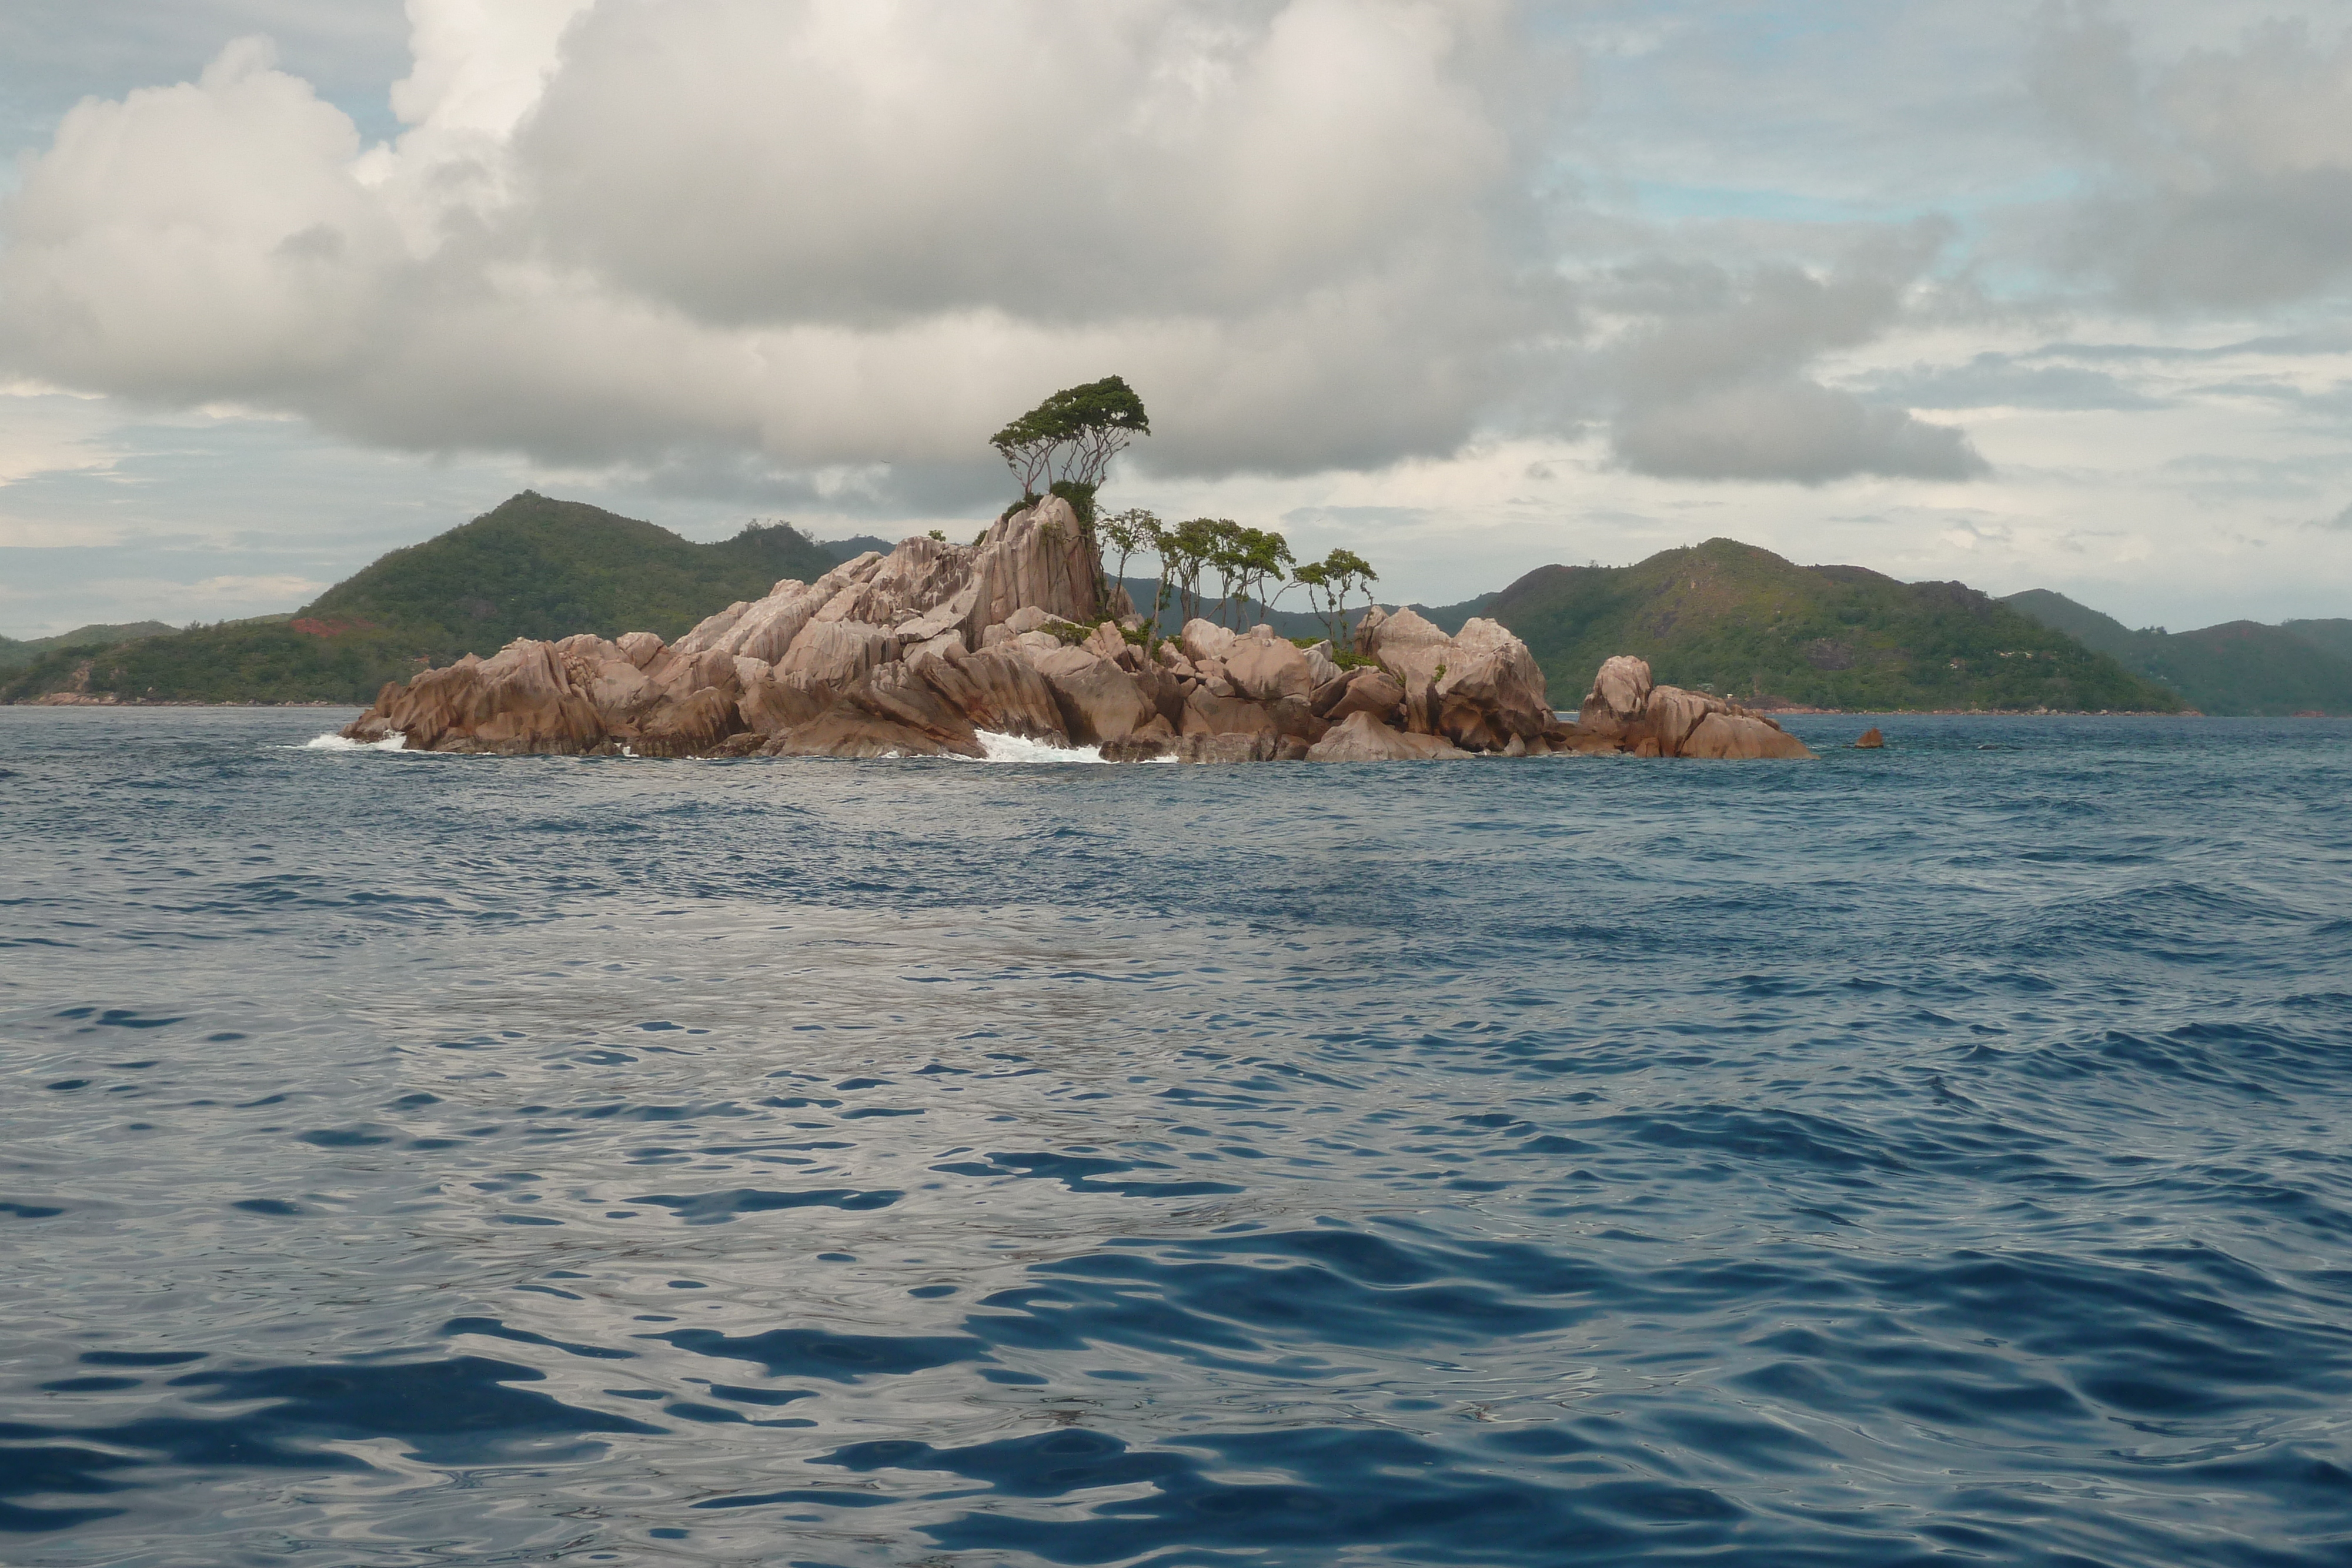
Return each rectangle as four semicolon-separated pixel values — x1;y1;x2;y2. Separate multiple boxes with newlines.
4;707;2349;1567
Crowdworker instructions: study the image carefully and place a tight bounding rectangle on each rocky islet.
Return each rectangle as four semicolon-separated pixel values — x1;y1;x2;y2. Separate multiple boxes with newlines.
340;497;1815;762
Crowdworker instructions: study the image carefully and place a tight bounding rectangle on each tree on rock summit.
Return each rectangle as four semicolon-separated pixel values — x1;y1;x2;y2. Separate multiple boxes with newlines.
989;376;1151;513
990;375;1151;608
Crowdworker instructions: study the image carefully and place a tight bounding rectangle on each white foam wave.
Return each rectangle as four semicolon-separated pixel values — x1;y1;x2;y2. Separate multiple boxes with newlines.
974;730;1108;764
291;729;1131;764
301;731;407;751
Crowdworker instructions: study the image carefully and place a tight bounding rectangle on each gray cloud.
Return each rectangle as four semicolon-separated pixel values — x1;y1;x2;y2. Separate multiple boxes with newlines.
615;448;1010;521
1613;379;1986;484
522;0;1521;327
2032;11;2352;308
1595;246;1989;483
2032;329;2352;362
1856;353;2159;411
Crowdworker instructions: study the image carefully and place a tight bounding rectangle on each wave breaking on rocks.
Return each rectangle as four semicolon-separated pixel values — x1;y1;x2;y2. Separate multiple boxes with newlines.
339;497;1812;762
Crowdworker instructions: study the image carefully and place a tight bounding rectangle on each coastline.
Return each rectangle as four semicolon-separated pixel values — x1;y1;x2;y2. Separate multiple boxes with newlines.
6;696;2250;717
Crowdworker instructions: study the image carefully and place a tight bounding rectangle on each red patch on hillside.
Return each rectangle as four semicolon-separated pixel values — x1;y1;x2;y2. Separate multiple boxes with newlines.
290;617;376;638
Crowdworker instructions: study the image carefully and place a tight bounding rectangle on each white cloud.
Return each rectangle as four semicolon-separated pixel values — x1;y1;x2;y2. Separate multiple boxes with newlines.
0;0;1558;482
1589;245;1990;482
0;39;399;399
0;385;118;487
525;1;1512;324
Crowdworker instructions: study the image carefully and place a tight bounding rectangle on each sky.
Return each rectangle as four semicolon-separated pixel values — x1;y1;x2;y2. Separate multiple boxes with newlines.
3;1;2351;637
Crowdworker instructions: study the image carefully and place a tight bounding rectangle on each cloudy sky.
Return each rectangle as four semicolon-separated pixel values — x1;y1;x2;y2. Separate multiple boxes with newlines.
4;0;2351;637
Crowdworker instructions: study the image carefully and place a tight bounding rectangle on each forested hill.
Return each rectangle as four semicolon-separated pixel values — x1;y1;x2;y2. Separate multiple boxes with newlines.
1485;540;2180;713
13;503;2321;714
2003;589;2352;716
2281;618;2352;663
305;492;840;648
0;621;176;671
2;493;844;705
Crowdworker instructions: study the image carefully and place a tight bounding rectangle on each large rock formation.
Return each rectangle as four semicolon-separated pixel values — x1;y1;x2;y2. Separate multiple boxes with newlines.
1569;654;1813;759
1305;711;1470;761
339;500;1812;763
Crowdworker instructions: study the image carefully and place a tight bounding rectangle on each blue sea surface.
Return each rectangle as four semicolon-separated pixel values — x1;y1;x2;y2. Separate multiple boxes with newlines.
2;707;2349;1567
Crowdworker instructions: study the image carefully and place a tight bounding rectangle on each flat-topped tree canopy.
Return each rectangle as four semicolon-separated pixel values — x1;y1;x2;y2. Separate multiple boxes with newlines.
990;375;1150;497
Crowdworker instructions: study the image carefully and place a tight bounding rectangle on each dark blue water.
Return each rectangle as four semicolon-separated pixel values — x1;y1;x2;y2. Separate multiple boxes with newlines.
4;707;2350;1567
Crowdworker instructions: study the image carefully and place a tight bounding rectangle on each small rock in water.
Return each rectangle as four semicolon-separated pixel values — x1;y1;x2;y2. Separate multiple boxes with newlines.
1855;727;1885;748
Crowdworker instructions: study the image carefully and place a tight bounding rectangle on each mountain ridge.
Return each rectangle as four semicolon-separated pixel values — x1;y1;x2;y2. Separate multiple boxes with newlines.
2;494;843;704
1485;539;2180;713
2002;589;2352;715
0;621;178;671
6;495;2332;713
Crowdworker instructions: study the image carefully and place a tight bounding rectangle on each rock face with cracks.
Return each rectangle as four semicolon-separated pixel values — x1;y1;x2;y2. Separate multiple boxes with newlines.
341;501;1812;763
1568;654;1814;759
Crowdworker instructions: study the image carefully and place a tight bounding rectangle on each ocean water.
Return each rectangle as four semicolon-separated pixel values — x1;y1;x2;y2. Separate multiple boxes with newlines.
3;706;2350;1568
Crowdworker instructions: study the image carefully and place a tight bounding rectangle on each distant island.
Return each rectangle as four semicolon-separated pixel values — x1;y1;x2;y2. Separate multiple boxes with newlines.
6;374;2344;718
0;621;176;673
2002;589;2352;718
18;497;2336;714
1;493;846;707
336;492;1814;763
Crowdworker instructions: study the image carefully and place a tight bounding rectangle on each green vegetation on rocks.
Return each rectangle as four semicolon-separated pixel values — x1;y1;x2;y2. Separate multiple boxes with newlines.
1485;540;2181;713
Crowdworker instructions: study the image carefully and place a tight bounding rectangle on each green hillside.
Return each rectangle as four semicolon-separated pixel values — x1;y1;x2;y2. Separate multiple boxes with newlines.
1999;590;2137;661
2;493;842;705
2003;590;2352;715
0;617;439;706
2283;618;2352;664
1487;540;2180;713
307;491;837;648
0;621;176;671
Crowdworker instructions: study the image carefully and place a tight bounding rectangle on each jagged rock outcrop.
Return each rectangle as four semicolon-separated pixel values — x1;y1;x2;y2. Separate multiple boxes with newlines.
1565;654;1813;759
340;502;1812;763
1222;625;1315;703
1432;619;1553;748
1357;606;1453;733
1305;711;1470;761
956;497;1100;643
1321;666;1404;723
775;619;894;687
1032;645;1160;745
346;640;606;754
916;644;1070;743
